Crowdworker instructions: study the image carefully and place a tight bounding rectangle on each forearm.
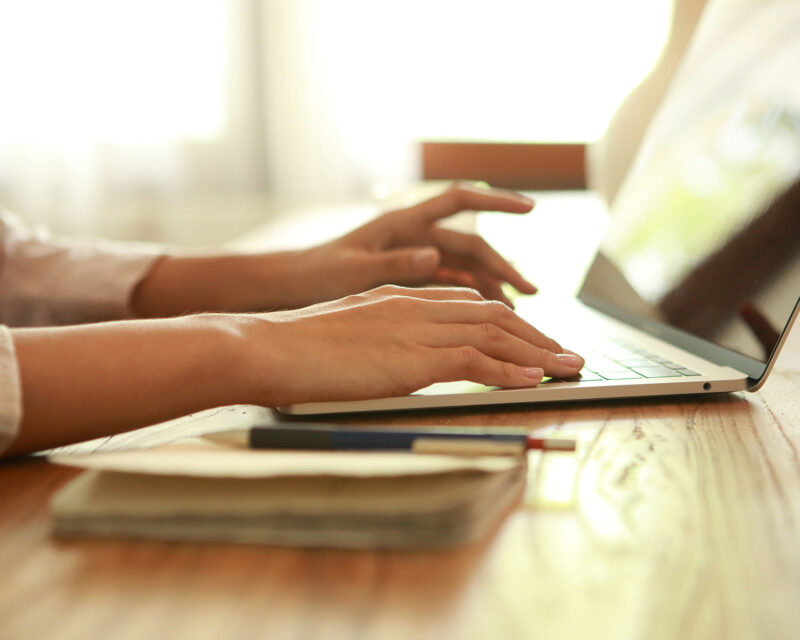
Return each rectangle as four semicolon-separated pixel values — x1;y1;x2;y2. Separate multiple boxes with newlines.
131;252;302;317
5;315;248;457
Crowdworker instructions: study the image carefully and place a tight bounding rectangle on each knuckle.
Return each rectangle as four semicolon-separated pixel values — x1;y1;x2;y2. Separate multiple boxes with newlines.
535;330;561;353
350;291;373;304
481;322;503;343
462;287;484;301
457;345;481;370
374;284;407;298
445;185;467;209
547;338;563;353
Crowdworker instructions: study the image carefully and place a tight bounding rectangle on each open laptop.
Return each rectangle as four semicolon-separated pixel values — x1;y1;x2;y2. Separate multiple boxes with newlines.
281;0;800;416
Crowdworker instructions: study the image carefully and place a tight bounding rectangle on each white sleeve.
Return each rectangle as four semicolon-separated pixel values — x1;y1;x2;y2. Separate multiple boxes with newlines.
0;325;22;455
0;210;166;326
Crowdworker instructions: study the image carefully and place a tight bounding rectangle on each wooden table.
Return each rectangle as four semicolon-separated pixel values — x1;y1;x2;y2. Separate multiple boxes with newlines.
1;320;799;640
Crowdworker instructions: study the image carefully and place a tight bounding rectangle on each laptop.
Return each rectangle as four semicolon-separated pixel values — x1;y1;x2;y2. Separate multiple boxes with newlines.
281;0;800;416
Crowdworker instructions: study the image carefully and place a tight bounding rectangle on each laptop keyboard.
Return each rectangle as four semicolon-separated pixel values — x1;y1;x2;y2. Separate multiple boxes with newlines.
566;341;701;382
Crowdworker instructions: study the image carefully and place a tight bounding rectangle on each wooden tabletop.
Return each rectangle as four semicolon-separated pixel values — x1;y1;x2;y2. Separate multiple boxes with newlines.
1;323;798;640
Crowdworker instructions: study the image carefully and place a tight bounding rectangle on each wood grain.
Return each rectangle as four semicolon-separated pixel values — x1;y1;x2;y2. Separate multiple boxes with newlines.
1;329;798;640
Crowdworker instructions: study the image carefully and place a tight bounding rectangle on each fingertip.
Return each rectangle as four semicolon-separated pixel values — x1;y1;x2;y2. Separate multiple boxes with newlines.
517;192;535;205
555;353;585;370
518;195;535;210
503;199;535;214
501;275;537;297
505;192;535;211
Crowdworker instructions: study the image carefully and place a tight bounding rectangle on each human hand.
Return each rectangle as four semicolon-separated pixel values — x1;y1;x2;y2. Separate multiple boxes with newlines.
278;182;537;308
5;284;583;456
132;183;537;317
236;285;584;406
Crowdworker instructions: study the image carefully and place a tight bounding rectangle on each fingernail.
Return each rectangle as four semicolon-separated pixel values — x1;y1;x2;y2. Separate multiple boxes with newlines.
516;194;535;206
523;367;545;380
412;247;439;274
556;354;584;368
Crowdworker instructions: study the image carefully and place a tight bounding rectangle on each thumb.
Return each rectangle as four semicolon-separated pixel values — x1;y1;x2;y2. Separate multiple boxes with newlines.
369;246;441;285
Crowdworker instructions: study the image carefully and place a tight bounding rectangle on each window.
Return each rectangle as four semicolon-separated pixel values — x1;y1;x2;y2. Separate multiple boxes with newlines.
0;0;226;143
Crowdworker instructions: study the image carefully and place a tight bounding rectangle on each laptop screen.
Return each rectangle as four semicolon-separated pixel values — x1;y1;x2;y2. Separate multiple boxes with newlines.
579;0;800;373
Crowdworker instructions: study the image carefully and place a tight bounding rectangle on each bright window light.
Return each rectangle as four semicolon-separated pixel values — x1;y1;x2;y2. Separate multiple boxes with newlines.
307;0;673;143
0;0;227;143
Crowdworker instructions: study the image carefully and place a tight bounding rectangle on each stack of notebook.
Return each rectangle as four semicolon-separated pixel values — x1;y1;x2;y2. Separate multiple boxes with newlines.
49;438;526;549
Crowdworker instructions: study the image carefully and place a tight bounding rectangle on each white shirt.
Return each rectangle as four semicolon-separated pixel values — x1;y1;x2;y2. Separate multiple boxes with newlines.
0;210;164;453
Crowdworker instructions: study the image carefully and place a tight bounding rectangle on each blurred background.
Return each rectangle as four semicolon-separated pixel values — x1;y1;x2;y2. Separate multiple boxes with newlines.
0;0;677;247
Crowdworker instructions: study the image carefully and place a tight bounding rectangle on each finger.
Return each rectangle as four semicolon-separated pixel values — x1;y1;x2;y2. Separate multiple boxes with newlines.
362;245;441;286
433;226;537;294
454;263;515;307
431;267;479;290
431;269;514;309
403;297;569;357
431;266;514;308
403;183;534;224
365;246;515;306
426;345;545;389
419;324;583;377
472;277;515;308
442;269;513;307
431;267;514;309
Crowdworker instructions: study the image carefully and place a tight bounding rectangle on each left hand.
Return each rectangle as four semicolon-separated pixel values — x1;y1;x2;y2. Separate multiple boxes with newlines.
284;182;538;307
132;183;538;316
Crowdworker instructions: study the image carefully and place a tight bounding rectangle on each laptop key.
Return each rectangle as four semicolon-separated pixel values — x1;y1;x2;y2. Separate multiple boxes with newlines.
618;358;660;367
675;368;701;376
629;366;683;378
583;356;627;372
595;370;644;380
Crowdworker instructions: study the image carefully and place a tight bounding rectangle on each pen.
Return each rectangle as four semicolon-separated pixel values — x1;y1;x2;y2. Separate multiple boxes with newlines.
204;424;577;455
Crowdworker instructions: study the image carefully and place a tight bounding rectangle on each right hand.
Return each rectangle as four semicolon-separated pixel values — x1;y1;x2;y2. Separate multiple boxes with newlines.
236;285;584;406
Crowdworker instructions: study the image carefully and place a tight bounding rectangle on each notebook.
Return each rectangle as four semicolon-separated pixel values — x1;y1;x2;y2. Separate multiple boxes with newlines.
280;0;800;416
49;438;526;549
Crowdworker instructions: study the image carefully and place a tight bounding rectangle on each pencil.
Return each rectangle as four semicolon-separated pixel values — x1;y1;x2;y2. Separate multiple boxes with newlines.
204;425;577;456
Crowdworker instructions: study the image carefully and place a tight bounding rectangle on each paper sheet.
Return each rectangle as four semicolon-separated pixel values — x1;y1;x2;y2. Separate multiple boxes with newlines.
48;437;520;478
47;405;273;456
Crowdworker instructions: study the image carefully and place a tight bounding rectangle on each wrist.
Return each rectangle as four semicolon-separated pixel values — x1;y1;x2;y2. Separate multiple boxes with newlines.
173;313;255;408
221;312;298;408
